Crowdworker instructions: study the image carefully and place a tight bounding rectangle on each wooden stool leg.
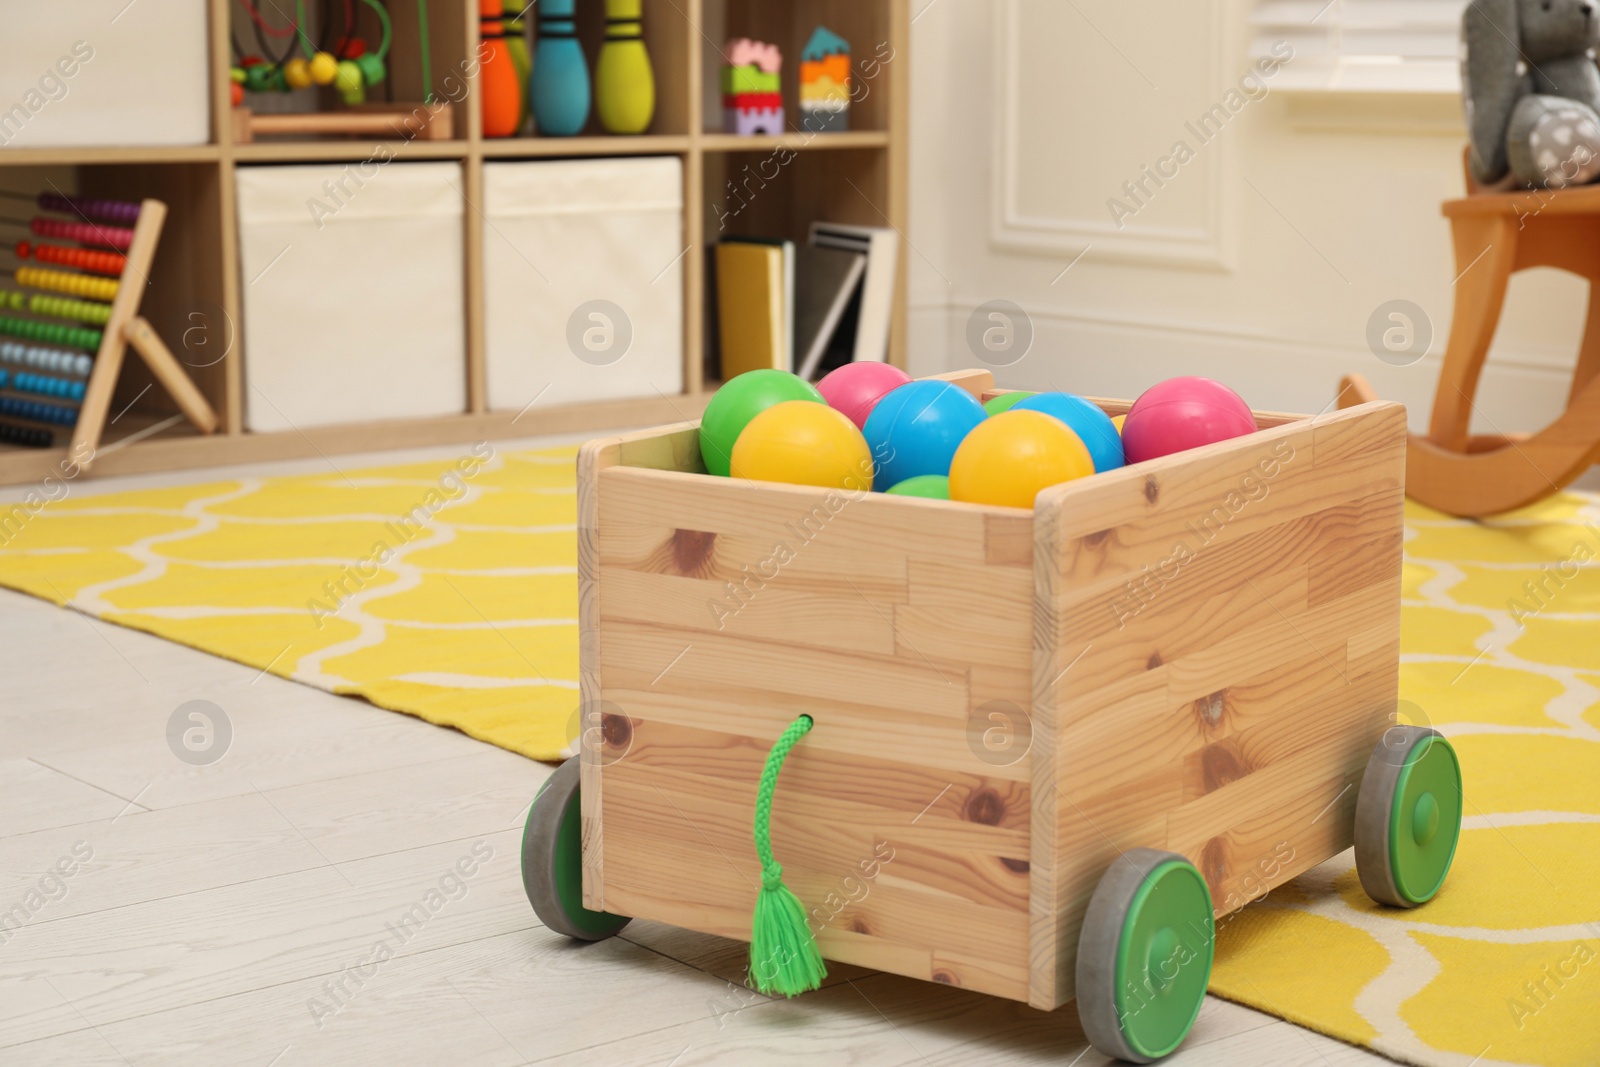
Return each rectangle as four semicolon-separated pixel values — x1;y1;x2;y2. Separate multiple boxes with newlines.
1572;278;1600;406
1428;214;1518;450
124;317;219;435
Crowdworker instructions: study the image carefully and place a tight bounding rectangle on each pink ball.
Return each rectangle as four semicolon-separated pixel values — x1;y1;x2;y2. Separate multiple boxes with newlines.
817;362;914;430
1122;377;1257;464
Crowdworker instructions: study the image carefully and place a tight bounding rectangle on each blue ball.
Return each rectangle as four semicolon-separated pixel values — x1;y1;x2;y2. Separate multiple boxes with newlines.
1014;392;1125;472
862;381;988;489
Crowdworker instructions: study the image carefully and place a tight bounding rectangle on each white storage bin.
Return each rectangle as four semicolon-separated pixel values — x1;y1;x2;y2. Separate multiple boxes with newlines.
236;161;467;433
0;2;209;147
483;158;684;411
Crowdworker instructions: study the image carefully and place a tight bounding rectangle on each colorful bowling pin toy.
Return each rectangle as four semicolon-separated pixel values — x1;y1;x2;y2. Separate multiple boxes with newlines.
532;0;592;136
596;0;655;134
505;3;532;130
480;0;524;136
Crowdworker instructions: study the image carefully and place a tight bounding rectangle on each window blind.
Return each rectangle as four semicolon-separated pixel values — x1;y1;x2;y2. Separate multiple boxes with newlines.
1251;0;1469;92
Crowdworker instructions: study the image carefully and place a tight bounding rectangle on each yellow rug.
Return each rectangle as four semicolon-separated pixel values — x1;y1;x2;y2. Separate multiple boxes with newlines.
0;444;586;761
0;446;1595;1066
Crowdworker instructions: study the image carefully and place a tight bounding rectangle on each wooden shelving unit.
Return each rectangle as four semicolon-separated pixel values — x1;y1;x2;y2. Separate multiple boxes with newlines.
0;0;908;484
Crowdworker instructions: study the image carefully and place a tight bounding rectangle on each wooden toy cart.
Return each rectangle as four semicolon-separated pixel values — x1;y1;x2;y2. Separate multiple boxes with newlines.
520;370;1463;1063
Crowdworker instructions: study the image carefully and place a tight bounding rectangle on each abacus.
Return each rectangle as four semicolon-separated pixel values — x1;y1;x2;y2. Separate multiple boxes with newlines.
0;192;219;471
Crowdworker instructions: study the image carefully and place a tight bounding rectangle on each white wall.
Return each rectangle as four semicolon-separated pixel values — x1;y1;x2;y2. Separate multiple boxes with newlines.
906;0;1587;437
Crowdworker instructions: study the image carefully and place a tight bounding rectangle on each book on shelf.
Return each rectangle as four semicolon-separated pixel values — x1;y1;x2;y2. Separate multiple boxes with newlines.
809;221;897;367
712;221;896;383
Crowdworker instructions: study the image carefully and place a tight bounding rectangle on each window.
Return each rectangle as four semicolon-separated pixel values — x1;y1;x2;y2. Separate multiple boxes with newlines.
1251;0;1469;92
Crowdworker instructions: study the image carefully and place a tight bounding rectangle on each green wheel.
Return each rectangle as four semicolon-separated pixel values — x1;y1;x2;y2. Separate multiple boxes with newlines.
1356;725;1462;907
1076;849;1214;1063
520;756;630;940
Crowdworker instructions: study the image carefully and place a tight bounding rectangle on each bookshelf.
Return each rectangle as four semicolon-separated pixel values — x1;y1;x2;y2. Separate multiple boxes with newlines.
0;0;909;484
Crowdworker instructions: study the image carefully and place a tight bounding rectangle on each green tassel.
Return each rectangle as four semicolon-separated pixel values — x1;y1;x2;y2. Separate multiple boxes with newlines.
749;714;827;997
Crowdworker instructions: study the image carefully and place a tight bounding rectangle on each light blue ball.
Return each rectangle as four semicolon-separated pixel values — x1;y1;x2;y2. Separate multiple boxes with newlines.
1014;392;1125;473
862;381;988;490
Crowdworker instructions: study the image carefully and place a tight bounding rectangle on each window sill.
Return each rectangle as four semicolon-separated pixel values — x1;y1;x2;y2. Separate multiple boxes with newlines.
1275;87;1465;135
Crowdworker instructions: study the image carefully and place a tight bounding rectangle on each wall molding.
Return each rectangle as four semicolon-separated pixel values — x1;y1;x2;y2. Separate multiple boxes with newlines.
932;293;1583;378
989;0;1233;271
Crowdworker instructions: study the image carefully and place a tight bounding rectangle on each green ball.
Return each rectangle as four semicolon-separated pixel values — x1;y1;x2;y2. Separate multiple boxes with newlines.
984;391;1035;416
243;65;272;93
700;370;824;477
886;474;950;499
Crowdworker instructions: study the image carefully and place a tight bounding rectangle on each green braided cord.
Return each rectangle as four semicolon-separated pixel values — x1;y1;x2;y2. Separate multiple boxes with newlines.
749;714;827;997
416;0;434;104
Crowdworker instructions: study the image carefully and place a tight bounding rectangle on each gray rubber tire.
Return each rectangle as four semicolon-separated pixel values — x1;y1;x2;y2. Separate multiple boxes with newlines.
520;756;629;941
1355;725;1460;908
1076;848;1214;1064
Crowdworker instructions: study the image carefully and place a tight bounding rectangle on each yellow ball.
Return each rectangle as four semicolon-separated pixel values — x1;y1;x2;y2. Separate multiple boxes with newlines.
309;52;339;85
731;401;874;491
949;410;1094;508
283;57;313;90
1112;414;1126;434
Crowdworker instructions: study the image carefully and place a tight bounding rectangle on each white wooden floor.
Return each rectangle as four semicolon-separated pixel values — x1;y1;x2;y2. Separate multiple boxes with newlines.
0;438;1400;1067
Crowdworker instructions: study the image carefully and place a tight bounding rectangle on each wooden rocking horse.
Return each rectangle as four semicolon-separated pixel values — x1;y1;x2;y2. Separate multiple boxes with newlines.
1340;149;1600;516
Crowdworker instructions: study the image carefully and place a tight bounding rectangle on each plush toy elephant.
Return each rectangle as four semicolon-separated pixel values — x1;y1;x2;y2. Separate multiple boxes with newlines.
1464;0;1600;188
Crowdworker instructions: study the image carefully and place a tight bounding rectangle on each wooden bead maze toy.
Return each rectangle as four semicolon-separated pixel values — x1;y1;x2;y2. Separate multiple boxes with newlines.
229;0;453;144
0;192;219;471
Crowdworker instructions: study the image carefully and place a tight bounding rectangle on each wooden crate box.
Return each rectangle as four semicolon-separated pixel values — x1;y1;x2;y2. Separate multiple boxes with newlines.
577;369;1407;1010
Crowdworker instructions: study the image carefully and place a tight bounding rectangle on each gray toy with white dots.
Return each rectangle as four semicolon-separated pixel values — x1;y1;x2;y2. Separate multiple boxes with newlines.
1464;0;1600;188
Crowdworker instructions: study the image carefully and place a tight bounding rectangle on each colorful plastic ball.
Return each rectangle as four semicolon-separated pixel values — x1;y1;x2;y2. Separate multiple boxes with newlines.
1112;414;1126;434
886;474;950;499
283;57;313;90
700;369;825;477
949;410;1094;509
230;82;245;107
1122;376;1256;464
309;51;339;85
243;65;272;92
355;54;386;87
862;380;988;490
229;67;247;84
817;361;912;430
1013;392;1124;473
334;60;365;103
731;401;874;491
983;391;1034;417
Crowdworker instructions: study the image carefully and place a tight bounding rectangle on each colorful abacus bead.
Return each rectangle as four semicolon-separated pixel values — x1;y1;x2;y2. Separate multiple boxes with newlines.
35;194;141;227
0;314;103;351
0;422;52;448
0;342;92;376
12;371;86;401
29;217;134;251
0;396;77;426
16;241;127;276
15;267;119;302
6;293;114;326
